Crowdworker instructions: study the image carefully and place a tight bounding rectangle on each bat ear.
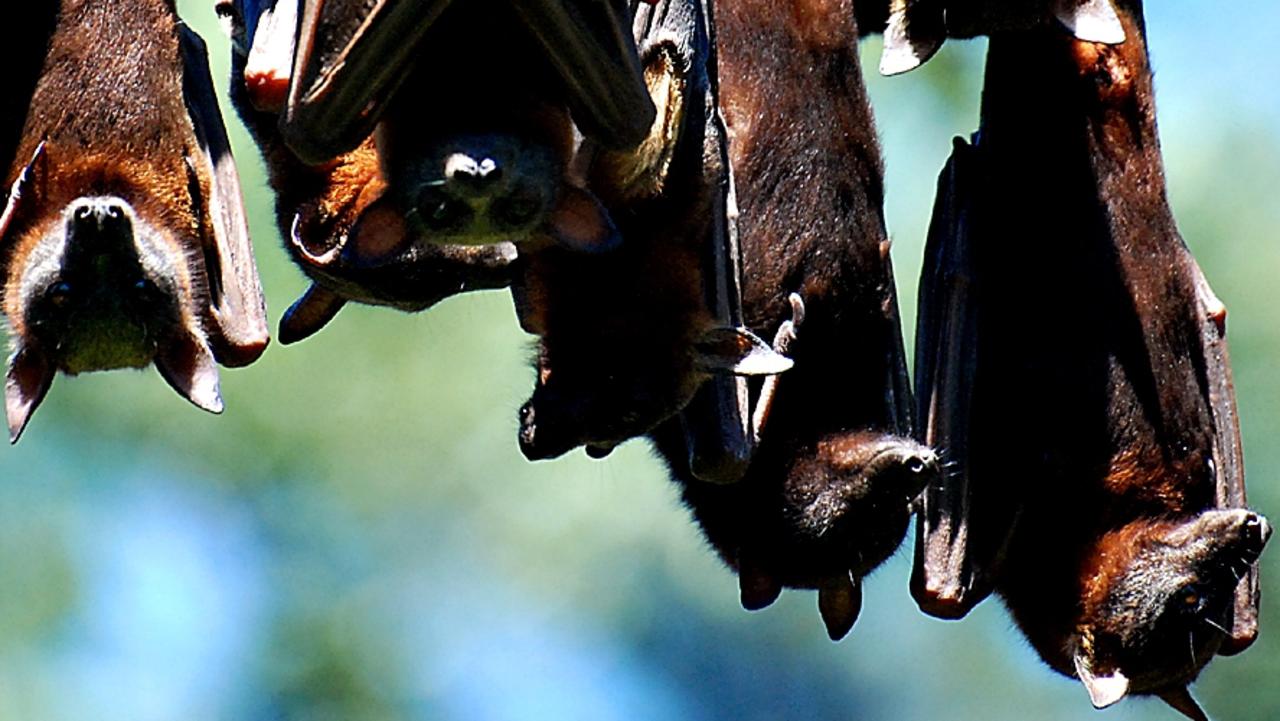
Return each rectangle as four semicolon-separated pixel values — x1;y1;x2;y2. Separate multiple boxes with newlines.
1158;687;1210;721
1073;650;1130;709
154;329;224;414
178;25;270;368
5;343;55;444
1052;0;1126;44
0;140;47;248
546;186;621;253
880;0;945;76
694;327;793;376
279;284;348;345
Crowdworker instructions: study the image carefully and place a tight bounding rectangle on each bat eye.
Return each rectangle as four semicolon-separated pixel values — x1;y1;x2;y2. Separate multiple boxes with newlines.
415;188;472;232
48;282;72;307
906;457;928;474
1175;583;1208;616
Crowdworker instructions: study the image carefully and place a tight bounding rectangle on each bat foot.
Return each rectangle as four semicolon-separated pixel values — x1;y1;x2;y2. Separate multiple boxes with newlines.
738;554;782;611
818;572;861;641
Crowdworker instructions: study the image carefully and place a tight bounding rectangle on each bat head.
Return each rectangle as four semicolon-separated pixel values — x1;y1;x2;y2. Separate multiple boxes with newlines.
2;149;225;442
10;196;199;374
371;5;618;253
1070;509;1270;717
518;322;791;461
786;432;938;552
672;431;937;640
2;4;267;442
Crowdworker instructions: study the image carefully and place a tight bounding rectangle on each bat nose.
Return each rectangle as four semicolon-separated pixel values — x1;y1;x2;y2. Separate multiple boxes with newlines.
444;153;504;195
69;198;131;239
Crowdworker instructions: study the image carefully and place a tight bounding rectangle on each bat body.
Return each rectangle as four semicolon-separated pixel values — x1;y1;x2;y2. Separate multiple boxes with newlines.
1;0;267;442
220;0;519;344
512;0;792;462
648;0;933;640
913;4;1268;716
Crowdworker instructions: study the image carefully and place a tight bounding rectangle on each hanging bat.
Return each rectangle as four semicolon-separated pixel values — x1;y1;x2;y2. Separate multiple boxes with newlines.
218;0;519;343
272;0;653;260
642;0;935;641
511;0;793;463
880;0;1126;75
1;0;268;443
912;4;1268;717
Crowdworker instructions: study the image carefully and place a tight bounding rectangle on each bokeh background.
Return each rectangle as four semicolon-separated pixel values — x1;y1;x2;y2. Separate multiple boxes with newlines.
0;1;1276;719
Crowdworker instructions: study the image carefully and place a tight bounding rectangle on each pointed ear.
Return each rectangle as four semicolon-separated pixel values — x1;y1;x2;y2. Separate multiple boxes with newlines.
1073;651;1130;709
1159;687;1210;721
179;25;270;368
0;140;47;248
345;194;411;265
1052;0;1126;44
880;1;945;76
694;327;793;376
279;284;347;345
5;343;55;444
546;185;621;253
155;330;224;414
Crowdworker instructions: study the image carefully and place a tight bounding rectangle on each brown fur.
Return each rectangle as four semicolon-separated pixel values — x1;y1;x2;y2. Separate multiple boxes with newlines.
511;37;719;457
916;1;1268;709
648;0;927;638
2;0;211;341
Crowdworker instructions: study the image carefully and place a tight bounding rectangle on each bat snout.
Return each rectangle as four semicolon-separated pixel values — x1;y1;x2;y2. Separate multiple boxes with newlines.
67;197;132;246
444;153;504;196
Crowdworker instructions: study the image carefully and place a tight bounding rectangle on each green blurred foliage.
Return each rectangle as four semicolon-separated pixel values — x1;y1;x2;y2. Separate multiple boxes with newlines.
0;2;1274;720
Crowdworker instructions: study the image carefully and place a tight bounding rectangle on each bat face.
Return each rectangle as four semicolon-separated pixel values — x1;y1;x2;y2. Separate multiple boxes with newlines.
1069;510;1271;709
2;0;268;442
8;195;196;376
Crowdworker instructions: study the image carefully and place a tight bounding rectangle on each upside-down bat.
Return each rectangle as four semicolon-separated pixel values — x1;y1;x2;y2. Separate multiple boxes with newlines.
281;0;652;255
912;3;1268;716
630;0;934;640
218;0;655;343
218;0;519;343
880;0;1126;75
511;0;792;463
0;0;268;443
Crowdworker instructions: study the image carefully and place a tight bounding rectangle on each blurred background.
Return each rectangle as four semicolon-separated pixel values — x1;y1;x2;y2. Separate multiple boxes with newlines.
0;1;1276;719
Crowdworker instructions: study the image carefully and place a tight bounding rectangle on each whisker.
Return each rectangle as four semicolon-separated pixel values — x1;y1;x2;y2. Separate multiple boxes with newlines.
1202;616;1230;636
